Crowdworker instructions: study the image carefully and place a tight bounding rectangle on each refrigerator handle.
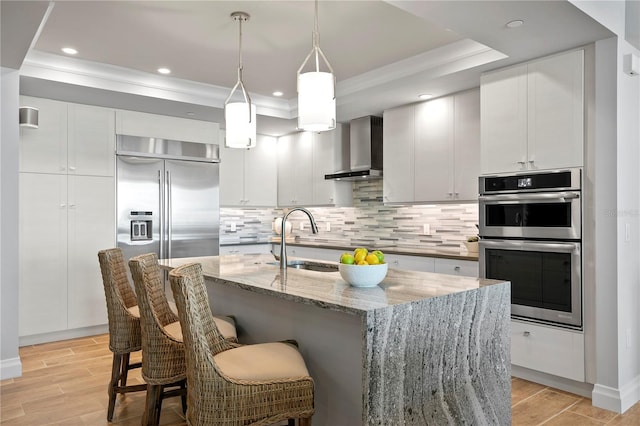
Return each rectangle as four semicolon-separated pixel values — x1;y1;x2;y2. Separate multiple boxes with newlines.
167;170;172;259
158;169;164;259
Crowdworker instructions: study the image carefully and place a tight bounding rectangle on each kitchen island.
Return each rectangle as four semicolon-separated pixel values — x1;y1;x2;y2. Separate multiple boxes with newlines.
159;254;510;425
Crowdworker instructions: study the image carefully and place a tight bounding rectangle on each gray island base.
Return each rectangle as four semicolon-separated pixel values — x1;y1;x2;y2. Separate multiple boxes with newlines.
159;255;511;425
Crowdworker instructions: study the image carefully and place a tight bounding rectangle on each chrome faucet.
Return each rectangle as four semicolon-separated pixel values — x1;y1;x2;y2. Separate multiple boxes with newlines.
279;207;318;270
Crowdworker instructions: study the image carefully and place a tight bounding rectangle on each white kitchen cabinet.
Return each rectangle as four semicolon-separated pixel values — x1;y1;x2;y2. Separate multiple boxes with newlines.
511;320;585;382
19;173;115;337
220;244;272;255
481;49;584;174
19;173;68;336
278;128;350;207
385;254;435;272
20;96;115;176
383;105;415;204
278;132;313;206
67;176;114;329
385;90;480;203
220;134;277;207
433;257;478;277
312;125;352;206
115;109;219;145
414;96;454;202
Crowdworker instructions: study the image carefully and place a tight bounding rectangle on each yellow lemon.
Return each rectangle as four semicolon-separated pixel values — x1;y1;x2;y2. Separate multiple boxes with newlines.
356;260;368;265
340;253;355;264
365;253;380;265
354;251;367;263
354;247;368;257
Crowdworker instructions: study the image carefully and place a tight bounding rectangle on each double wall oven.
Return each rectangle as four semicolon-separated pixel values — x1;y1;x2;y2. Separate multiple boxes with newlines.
478;168;582;329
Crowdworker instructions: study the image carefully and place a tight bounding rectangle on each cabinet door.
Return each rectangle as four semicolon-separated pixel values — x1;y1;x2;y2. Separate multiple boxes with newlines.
220;142;245;206
116;110;219;144
480;64;528;174
434;258;478;277
68;104;115;176
19;97;68;174
527;50;584;170
383;105;415;203
385;254;435;272
277;133;313;206
312;130;337;205
19;173;68;336
414;97;454;202
453;89;481;200
245;135;277;206
67;176;114;328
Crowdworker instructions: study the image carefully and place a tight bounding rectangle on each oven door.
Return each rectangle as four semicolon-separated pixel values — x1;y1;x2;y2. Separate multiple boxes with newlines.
479;239;582;328
479;191;581;240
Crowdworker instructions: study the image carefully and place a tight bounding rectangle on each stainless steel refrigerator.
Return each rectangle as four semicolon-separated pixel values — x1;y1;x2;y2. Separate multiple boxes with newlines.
116;135;220;267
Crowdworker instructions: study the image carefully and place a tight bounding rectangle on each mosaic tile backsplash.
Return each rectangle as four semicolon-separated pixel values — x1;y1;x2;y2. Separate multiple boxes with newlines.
220;180;479;250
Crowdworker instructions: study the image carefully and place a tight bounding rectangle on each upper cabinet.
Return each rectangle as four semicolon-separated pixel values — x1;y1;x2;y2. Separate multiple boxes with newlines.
278;125;351;207
220;133;278;207
481;49;584;174
115;110;219;145
20;96;115;176
383;89;480;204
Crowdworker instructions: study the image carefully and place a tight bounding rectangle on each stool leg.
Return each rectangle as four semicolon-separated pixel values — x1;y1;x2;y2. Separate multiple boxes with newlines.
143;384;160;426
180;380;187;414
288;420;295;426
107;353;122;421
299;418;312;426
120;352;131;386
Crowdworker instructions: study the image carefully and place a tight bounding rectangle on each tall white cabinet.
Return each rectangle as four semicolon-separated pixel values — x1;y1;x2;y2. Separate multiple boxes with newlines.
19;96;115;339
481;49;584;174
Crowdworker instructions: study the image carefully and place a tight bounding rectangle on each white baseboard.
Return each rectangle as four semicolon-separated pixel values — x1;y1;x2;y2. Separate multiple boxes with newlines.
511;364;594;398
593;375;640;414
19;324;108;346
0;357;23;380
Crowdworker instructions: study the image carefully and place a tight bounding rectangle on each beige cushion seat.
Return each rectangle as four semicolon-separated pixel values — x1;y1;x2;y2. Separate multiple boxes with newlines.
214;342;310;381
164;316;237;343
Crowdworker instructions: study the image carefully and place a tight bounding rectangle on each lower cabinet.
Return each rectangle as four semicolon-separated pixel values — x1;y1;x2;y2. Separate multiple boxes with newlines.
511;320;585;381
19;173;114;337
219;244;273;255
271;244;477;276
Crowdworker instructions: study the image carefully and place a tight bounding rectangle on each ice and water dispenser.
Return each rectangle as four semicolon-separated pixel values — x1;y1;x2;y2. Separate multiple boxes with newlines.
130;211;152;241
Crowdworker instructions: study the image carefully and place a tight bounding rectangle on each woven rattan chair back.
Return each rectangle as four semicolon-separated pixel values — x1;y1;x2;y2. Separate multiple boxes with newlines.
129;253;187;425
170;262;314;425
97;248;147;421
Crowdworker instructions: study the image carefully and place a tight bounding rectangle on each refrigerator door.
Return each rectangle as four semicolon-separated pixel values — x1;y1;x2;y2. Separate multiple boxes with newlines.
116;156;163;262
165;159;219;258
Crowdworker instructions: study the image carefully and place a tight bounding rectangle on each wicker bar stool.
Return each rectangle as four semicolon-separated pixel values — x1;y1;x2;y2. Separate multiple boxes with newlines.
169;262;315;426
97;248;148;422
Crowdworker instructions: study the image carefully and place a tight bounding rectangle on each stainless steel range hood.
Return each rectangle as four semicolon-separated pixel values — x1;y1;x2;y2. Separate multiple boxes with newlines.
325;116;383;181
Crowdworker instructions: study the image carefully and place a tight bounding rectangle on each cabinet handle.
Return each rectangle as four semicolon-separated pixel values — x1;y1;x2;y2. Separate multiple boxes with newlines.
523;331;531;337
516;161;526;165
69;204;76;209
68;166;76;171
454;266;461;272
393;260;399;265
60;203;66;208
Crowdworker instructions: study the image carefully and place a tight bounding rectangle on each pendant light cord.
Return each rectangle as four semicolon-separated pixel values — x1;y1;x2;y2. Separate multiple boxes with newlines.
237;13;243;81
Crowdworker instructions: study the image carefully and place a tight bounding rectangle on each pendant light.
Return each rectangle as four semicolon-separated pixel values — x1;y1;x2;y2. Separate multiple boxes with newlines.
297;0;336;132
225;11;256;148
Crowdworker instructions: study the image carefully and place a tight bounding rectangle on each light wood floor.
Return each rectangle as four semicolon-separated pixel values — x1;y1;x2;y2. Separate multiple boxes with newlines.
1;334;639;425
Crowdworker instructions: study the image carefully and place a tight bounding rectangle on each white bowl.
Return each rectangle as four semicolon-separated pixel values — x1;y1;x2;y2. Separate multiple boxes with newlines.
339;263;388;288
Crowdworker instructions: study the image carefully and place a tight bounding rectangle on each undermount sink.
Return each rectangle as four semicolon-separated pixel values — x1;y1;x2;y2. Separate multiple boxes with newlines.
267;260;338;273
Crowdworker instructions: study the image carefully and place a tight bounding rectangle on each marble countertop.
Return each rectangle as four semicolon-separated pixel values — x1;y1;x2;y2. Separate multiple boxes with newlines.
159;254;503;316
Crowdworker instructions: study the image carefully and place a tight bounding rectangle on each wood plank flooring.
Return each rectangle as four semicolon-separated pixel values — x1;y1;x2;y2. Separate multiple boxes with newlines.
1;334;639;425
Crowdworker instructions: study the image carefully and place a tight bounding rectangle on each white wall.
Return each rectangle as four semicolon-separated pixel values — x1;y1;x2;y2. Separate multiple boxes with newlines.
0;67;23;379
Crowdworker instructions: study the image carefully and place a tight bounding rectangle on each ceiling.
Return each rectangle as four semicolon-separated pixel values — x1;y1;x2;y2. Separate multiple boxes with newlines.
2;1;613;136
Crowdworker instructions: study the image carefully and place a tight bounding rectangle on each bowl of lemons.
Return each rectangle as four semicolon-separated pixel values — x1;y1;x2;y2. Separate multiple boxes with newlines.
338;248;388;288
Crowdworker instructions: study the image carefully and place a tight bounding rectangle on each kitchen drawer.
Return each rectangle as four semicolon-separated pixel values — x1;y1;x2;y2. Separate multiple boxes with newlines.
385;254;435;272
434;258;478;277
511;320;585;381
220;244;272;255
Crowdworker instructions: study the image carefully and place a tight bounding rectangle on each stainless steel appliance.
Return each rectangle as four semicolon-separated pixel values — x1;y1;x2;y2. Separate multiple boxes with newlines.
478;168;583;329
116;135;220;265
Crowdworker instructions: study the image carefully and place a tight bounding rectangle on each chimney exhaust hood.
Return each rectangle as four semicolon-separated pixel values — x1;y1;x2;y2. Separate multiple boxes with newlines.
325;115;383;181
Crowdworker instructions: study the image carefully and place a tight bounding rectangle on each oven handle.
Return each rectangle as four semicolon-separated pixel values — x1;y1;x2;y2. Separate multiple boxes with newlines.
478;192;580;202
479;239;580;253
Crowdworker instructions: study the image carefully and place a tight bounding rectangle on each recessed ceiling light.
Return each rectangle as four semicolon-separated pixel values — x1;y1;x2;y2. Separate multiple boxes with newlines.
157;67;171;75
506;19;524;29
61;47;77;55
272;91;283;97
418;94;433;100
